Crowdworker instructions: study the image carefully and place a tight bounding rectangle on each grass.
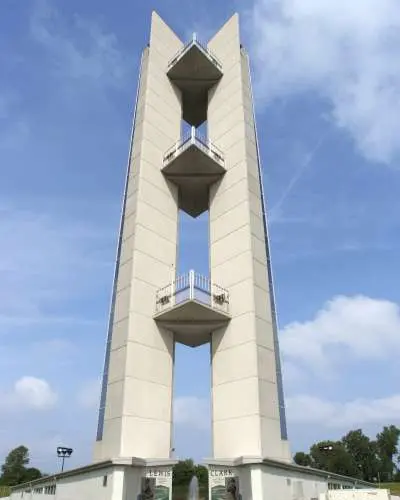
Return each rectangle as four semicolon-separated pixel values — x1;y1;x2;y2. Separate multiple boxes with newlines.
379;482;400;495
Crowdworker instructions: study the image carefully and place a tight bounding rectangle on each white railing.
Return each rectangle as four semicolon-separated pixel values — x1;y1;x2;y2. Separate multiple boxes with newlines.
163;126;224;168
155;270;229;315
168;33;222;70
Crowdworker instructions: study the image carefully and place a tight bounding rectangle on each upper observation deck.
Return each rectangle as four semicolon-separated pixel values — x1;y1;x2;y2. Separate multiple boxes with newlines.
162;127;225;218
167;35;223;127
154;270;230;348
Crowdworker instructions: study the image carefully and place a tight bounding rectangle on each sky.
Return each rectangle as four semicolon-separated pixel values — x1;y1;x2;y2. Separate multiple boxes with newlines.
0;0;400;474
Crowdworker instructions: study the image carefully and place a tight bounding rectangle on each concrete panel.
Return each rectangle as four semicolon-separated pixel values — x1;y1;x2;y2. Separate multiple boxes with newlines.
137;177;178;214
213;415;263;458
108;347;127;383
257;346;277;383
210;162;248;202
125;342;173;386
258;380;280;419
110;318;129;350
210;224;252;267
255;317;275;351
113;287;131;323
133;225;176;268
213;377;260;420
210;200;250;243
130;279;158;318
119;235;134;265
132;251;174;288
116;259;132;292
123;378;172;421
126;313;174;352
211;313;257;352
210;178;249;221
137;202;178;242
212;250;254;288
104;381;125;420
212;341;258;386
121;416;171;458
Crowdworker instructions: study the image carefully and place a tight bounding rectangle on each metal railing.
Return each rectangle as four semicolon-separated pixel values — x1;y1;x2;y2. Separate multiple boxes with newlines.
163;127;224;168
155;270;229;315
168;33;222;70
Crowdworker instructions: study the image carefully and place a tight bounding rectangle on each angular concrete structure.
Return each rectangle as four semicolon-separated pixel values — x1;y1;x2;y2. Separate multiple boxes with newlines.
93;10;291;498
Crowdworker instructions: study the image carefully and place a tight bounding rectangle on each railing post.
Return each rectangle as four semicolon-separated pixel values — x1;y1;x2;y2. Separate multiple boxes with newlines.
191;126;196;144
170;264;175;306
193;32;197;43
189;270;195;300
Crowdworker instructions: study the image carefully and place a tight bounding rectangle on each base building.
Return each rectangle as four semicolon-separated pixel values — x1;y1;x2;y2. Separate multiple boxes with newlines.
8;12;376;500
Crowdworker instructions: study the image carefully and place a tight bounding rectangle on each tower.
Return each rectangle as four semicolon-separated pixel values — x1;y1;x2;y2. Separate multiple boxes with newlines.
94;10;290;470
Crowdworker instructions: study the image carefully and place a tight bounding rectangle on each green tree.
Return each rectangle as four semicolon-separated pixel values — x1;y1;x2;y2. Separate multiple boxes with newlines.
172;459;195;488
310;441;360;478
376;425;400;481
0;446;43;486
293;452;312;467
342;429;380;482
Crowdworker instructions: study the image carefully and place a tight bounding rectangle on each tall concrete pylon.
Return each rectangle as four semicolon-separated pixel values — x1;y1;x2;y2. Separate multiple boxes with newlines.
94;11;290;466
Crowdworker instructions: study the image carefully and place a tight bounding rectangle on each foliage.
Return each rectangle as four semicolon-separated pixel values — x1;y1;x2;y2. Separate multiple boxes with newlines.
0;446;43;487
293;452;312;467
294;425;400;483
172;459;208;499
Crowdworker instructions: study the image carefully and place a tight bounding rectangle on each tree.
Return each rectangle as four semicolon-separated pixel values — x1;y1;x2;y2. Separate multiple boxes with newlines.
342;429;380;482
0;446;42;486
172;459;195;488
293;452;312;467
376;425;400;481
310;441;360;478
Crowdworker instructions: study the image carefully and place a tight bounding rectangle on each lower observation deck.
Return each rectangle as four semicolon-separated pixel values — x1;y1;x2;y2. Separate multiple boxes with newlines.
162;128;225;218
154;270;230;347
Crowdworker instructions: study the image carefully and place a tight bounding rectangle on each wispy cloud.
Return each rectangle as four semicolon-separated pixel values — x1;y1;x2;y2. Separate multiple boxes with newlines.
248;0;400;164
287;393;400;428
30;0;131;89
0;204;113;333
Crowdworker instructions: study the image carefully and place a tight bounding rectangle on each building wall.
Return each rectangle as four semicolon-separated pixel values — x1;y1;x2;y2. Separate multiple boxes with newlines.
207;14;289;461
95;11;183;461
10;466;120;500
238;464;372;500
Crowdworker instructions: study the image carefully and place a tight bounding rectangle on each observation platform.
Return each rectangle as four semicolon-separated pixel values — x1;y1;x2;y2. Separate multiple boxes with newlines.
162;128;225;217
167;35;223;126
154;270;230;347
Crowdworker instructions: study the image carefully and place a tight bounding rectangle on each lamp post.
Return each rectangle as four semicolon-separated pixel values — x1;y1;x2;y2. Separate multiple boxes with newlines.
57;447;73;472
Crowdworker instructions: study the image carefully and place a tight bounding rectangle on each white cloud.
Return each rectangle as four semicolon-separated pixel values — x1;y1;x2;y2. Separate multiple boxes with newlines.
174;396;210;430
30;0;130;88
287;393;400;428
281;295;400;371
248;0;400;164
0;377;57;412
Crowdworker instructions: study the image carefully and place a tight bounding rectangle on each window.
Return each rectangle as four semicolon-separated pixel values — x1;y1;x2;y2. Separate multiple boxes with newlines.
103;475;108;487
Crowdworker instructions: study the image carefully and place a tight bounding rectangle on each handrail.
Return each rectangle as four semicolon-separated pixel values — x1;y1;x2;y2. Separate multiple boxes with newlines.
155;270;229;315
163;127;224;167
168;33;222;70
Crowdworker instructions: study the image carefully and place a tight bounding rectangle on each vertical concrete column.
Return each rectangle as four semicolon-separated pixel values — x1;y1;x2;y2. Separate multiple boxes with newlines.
94;12;183;461
208;15;290;461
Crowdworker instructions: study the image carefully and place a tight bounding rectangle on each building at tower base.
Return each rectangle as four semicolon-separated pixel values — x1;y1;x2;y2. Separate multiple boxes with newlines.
7;458;375;500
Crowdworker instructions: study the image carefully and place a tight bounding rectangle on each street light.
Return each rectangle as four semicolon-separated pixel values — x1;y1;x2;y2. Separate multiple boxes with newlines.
57;447;73;472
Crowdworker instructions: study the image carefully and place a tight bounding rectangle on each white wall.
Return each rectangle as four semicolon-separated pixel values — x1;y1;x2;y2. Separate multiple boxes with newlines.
10;466;121;500
233;463;373;500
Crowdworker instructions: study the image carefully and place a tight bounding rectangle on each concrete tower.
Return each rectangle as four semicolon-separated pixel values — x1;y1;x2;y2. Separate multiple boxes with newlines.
94;11;290;469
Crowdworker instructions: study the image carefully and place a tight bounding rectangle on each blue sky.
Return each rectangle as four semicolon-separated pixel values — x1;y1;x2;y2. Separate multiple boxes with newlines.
1;0;400;473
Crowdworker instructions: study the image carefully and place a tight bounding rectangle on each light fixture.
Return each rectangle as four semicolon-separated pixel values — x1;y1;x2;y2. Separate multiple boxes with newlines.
57;447;73;472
